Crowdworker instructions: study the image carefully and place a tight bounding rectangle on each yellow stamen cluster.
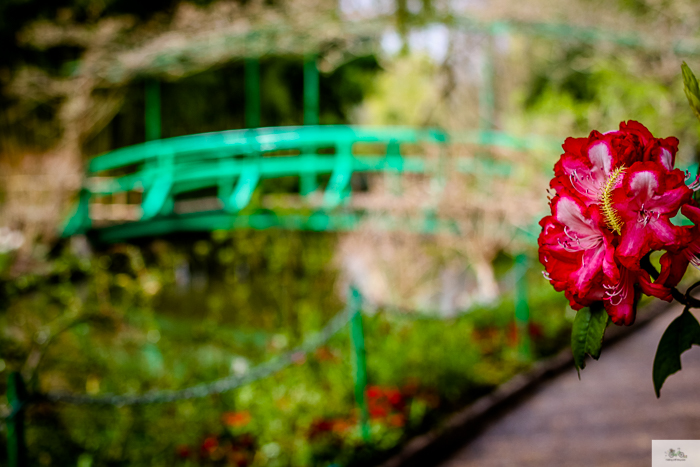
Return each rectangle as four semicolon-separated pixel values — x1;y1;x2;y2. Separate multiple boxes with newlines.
600;166;626;235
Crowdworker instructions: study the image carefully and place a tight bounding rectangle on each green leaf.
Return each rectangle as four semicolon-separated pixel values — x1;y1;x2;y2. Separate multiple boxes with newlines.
571;302;610;377
681;62;700;123
652;308;700;398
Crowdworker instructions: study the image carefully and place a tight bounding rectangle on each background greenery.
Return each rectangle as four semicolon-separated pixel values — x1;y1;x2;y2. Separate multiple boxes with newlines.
2;0;700;465
0;235;570;466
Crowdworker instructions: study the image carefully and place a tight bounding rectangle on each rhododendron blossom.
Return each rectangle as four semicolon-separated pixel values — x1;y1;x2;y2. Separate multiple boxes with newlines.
539;121;700;325
658;204;700;288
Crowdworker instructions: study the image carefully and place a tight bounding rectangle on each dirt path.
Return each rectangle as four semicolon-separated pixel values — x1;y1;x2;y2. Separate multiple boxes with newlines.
439;304;700;467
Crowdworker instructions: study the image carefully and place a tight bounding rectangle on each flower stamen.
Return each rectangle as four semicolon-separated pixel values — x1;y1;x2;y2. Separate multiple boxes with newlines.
600;166;626;235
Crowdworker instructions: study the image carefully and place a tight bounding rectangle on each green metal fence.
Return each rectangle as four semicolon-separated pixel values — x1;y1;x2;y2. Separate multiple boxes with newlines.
2;273;534;466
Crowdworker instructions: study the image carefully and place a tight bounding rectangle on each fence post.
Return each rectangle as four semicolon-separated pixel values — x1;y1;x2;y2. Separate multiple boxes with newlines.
7;372;27;467
514;254;532;359
349;286;370;442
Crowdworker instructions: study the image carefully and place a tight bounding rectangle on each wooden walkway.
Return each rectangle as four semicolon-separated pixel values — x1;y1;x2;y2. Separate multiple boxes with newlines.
439;304;700;467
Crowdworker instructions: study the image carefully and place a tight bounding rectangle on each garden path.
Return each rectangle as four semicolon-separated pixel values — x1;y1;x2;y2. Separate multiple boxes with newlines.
439;303;700;467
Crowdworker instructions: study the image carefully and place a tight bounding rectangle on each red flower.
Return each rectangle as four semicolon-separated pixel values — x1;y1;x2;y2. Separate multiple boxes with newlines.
539;121;699;325
364;385;409;423
603;264;672;325
613;162;691;268
201;436;218;455
658;204;700;288
388;414;406;427
539;191;617;309
384;388;403;408
222;411;252;429
308;419;335;439
368;404;388;419
175;445;191;459
366;386;383;399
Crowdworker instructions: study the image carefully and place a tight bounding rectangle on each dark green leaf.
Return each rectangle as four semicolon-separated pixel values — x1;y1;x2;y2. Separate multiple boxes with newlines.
571;302;609;377
653;308;700;397
682;62;700;122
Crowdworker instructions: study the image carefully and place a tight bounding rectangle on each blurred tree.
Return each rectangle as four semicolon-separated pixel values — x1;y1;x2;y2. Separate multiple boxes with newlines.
0;0;382;245
335;0;700;312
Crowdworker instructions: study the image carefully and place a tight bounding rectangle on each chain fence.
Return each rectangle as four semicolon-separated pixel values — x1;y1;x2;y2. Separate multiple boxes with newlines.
38;300;355;406
2;260;532;467
2;257;530;414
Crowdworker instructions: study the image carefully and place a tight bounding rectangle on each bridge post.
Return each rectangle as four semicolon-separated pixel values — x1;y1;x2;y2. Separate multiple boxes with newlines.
145;79;161;141
300;162;318;196
62;188;92;236
301;55;320;193
245;58;261;128
324;142;354;208
141;146;174;219
349;286;371;442
303;55;319;125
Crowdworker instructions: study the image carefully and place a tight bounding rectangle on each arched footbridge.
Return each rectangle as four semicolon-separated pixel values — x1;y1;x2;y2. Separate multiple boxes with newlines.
63;125;551;243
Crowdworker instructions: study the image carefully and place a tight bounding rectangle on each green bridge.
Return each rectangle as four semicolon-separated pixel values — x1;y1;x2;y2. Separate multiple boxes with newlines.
63;125;552;243
54;11;700;244
60;43;559;244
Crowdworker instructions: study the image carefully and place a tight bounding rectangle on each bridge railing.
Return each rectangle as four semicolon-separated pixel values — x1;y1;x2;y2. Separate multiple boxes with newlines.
63;125;563;242
86;126;448;172
63;125;454;238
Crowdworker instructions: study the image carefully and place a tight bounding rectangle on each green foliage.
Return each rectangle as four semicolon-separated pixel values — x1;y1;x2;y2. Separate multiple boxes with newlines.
652;308;700;398
361;54;439;126
515;47;699;164
0;237;571;466
571;302;610;376
682;62;700;123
